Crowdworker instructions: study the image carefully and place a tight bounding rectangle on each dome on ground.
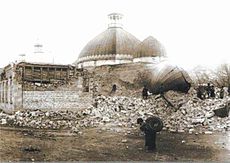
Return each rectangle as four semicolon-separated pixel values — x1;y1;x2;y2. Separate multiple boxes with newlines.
135;36;166;58
76;27;141;64
141;61;192;93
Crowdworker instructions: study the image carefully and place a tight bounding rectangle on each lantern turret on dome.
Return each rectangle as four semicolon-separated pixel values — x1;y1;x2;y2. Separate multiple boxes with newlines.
108;13;124;28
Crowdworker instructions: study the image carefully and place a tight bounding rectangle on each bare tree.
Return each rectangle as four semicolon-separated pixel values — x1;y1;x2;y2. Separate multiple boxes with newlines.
191;63;230;87
215;63;230;87
190;66;215;86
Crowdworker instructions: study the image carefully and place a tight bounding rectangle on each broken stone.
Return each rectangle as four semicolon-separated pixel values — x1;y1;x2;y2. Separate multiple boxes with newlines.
71;127;79;133
169;129;177;133
178;129;185;133
191;118;205;125
1;119;7;125
204;131;213;135
0;88;229;134
189;128;195;134
181;109;186;115
102;116;110;122
121;139;127;143
205;112;215;119
23;145;41;152
45;112;50;117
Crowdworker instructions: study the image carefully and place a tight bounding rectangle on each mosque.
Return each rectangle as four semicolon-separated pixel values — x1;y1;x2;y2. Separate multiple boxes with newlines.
75;13;166;68
0;13;191;113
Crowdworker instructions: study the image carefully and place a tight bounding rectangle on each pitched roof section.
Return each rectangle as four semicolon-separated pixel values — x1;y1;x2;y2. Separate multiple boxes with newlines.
135;36;166;58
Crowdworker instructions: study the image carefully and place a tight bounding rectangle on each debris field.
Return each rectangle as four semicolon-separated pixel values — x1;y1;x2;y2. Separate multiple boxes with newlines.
0;89;229;135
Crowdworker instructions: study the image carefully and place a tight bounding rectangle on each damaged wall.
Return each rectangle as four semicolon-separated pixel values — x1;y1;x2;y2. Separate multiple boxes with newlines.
86;63;145;96
0;63;22;113
0;61;192;112
87;62;192;96
23;91;92;111
0;62;93;112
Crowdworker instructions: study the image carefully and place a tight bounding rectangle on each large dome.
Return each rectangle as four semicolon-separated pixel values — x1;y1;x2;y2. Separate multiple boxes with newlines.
135;36;166;58
77;27;141;63
75;13;166;67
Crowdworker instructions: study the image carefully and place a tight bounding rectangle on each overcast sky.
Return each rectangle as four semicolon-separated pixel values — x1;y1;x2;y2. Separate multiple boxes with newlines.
0;0;229;70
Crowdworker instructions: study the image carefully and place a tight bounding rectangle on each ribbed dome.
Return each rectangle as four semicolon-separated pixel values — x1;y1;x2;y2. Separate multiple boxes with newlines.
135;36;166;58
76;27;141;63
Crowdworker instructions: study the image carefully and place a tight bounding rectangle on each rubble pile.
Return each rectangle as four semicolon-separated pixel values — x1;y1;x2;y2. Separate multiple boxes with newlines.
0;89;229;134
0;110;89;130
84;91;230;134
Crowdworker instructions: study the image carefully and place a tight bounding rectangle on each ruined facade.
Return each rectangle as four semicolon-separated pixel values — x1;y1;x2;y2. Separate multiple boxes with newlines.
0;13;192;113
0;62;93;112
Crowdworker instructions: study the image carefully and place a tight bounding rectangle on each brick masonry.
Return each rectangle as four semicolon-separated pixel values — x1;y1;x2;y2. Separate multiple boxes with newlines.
23;91;92;111
0;62;93;113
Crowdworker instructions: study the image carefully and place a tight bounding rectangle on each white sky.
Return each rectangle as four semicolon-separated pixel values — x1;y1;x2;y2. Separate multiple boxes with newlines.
0;0;229;70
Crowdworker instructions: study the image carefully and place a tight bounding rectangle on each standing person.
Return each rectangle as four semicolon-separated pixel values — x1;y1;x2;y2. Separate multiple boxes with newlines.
142;85;148;100
110;84;117;95
228;85;230;96
206;83;211;98
210;85;215;98
137;118;156;152
159;83;164;96
197;86;204;100
137;117;163;152
220;86;225;99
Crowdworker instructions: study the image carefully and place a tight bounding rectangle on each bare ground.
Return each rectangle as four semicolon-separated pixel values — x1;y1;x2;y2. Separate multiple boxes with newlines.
0;126;229;162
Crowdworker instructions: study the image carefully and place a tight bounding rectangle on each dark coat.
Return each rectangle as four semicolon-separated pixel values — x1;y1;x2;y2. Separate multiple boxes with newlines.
142;87;148;96
140;122;156;150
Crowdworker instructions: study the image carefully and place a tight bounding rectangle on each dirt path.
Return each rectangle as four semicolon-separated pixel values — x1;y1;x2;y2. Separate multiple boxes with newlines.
0;126;229;161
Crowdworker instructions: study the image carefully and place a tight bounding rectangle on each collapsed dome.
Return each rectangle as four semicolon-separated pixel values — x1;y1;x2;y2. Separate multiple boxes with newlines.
143;61;192;94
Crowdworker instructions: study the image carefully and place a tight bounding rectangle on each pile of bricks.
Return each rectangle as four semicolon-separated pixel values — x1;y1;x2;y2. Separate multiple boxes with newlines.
0;88;229;135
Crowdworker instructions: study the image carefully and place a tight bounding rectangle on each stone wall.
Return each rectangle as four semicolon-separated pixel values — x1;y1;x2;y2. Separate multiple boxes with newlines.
0;78;20;113
23;91;92;111
0;62;92;113
87;62;192;96
0;63;25;112
87;63;146;96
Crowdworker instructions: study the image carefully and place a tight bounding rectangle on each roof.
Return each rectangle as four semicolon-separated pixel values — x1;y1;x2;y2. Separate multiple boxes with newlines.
76;27;141;63
16;61;74;68
135;36;166;58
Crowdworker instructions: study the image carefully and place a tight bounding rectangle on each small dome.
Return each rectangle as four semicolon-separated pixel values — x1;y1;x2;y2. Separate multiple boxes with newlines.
135;36;166;58
76;27;141;64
